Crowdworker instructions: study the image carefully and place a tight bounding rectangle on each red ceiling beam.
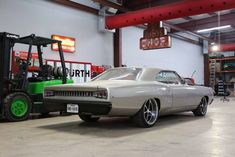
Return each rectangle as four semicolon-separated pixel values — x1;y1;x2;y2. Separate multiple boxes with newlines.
124;0;181;10
106;0;235;29
95;0;212;41
209;43;235;52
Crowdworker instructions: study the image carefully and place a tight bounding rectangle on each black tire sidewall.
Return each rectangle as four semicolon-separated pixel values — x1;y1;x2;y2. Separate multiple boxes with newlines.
4;93;32;122
200;98;208;115
193;97;208;116
79;114;100;122
134;99;159;128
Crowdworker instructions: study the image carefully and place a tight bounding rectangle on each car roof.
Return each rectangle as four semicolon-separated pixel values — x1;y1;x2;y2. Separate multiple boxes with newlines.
112;67;164;71
138;68;163;81
110;67;176;81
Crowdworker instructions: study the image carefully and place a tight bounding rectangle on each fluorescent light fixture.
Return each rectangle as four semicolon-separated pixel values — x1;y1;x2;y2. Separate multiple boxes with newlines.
211;45;220;51
197;25;231;33
107;7;118;14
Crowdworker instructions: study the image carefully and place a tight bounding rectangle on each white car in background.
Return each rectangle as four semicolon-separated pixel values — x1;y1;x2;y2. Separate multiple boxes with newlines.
44;67;214;127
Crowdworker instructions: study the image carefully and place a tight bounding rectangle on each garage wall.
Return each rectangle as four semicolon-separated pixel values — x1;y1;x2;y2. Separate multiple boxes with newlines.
122;27;204;84
0;0;113;66
0;0;204;83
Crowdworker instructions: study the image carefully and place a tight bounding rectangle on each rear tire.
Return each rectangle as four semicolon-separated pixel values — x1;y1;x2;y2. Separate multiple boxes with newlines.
4;92;32;122
193;97;208;116
79;114;100;122
133;98;159;128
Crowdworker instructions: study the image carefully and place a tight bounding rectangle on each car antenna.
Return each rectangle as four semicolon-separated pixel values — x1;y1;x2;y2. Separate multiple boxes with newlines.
191;70;196;78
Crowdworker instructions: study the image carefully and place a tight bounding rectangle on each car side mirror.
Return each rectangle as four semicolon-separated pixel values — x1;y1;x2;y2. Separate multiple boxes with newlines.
181;79;186;84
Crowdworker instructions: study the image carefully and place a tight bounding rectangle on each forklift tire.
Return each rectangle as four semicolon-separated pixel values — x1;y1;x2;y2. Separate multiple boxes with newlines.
4;92;32;122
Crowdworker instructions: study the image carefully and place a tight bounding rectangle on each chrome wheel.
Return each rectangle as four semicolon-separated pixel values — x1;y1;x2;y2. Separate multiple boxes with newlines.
143;99;158;125
193;97;208;116
199;97;208;115
133;98;159;127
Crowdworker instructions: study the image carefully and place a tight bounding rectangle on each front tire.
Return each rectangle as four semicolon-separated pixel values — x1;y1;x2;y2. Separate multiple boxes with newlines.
4;92;32;122
79;114;100;122
133;98;159;128
193;97;208;116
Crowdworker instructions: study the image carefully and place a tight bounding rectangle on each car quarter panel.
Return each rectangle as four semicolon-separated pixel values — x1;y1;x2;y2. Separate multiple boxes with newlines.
170;84;213;111
194;86;214;104
171;84;201;110
108;83;172;116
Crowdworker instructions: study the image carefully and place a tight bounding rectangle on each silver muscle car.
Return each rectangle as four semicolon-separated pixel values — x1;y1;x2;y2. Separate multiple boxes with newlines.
44;67;214;127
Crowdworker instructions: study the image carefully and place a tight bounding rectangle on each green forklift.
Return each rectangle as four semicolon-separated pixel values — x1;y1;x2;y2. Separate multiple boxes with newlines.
0;32;73;122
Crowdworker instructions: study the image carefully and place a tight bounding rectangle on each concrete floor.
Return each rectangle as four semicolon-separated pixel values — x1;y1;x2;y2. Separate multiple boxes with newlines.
0;97;235;157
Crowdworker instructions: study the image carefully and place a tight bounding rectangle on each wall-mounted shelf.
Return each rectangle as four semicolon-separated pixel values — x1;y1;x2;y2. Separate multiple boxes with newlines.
209;57;235;62
216;70;235;73
209;56;235;96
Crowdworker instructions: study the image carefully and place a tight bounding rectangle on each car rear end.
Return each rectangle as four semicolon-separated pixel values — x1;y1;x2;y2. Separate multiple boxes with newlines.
43;85;111;116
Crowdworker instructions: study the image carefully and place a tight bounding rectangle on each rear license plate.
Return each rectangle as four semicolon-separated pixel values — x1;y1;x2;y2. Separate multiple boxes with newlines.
67;104;79;113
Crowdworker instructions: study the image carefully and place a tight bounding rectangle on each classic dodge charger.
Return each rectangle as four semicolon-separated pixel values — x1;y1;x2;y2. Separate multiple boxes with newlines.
44;67;214;127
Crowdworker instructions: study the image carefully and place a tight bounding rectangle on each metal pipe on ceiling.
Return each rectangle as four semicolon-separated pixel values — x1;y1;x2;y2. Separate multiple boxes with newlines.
163;22;212;41
105;0;235;29
93;0;129;12
94;0;212;41
52;0;213;42
51;0;99;15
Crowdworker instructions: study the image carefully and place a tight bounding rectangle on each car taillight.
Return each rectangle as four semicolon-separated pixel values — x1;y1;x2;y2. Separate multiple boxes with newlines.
93;90;107;99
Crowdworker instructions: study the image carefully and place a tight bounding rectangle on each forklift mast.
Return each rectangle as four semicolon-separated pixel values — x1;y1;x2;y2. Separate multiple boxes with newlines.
0;32;20;114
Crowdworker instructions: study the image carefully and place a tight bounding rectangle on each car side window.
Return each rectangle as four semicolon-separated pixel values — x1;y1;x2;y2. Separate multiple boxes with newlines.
155;71;182;84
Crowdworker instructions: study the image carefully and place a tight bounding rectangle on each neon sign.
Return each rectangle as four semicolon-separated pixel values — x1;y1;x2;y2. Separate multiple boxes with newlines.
51;35;76;53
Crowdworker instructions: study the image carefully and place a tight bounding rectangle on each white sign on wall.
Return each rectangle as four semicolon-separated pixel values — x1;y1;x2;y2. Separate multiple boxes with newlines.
47;60;91;83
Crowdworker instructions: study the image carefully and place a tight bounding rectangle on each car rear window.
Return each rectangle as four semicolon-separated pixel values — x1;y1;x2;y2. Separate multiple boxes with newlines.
92;68;142;81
